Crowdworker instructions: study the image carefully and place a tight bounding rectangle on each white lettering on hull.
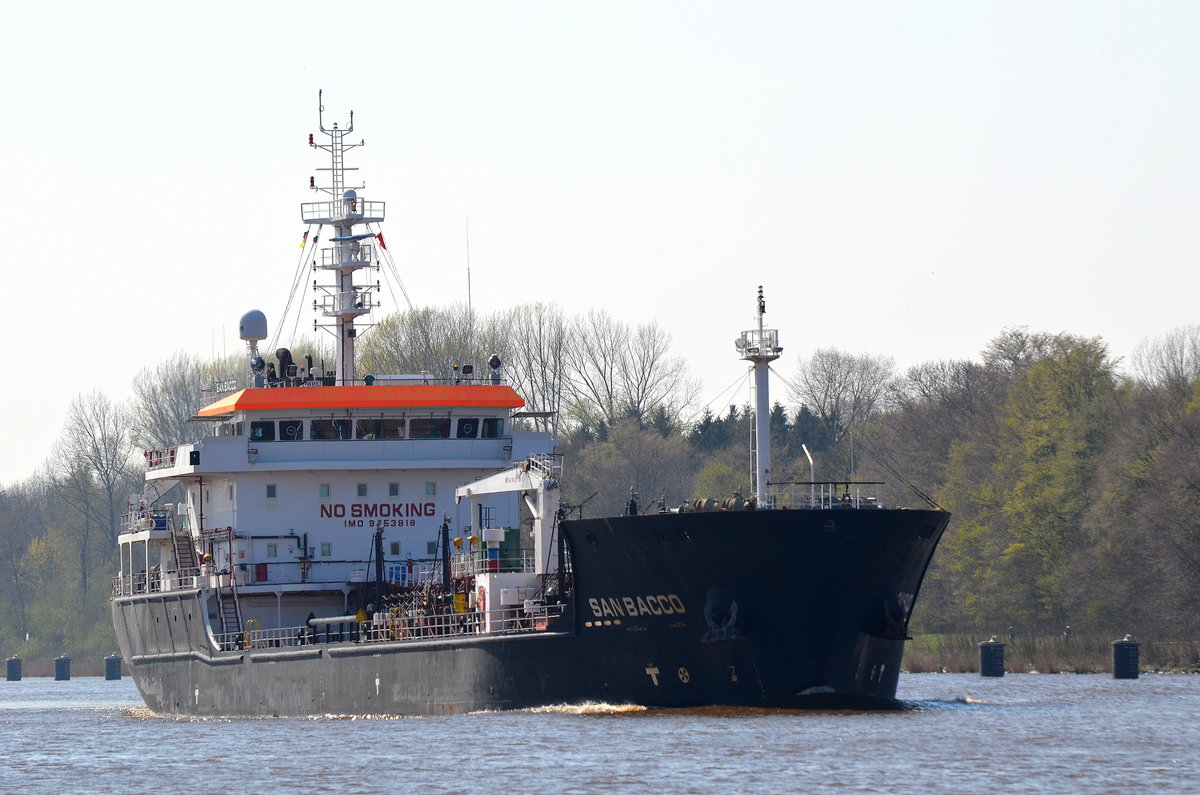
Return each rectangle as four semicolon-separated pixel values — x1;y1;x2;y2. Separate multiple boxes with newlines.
587;594;686;619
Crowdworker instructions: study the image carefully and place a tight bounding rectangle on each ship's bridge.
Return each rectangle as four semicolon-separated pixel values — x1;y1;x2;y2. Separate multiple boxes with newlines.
142;382;549;477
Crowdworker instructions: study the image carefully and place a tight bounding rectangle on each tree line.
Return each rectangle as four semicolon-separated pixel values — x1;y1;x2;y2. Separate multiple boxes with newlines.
2;303;1197;664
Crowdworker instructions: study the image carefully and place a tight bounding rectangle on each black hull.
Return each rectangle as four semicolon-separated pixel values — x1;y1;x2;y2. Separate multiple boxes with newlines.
112;508;948;716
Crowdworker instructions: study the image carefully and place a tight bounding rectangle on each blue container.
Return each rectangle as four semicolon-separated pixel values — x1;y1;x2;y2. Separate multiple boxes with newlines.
105;654;122;681
5;657;20;681
1113;636;1140;679
54;656;71;681
979;637;1005;677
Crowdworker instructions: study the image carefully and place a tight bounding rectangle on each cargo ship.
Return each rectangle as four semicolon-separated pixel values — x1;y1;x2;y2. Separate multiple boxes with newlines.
111;97;950;716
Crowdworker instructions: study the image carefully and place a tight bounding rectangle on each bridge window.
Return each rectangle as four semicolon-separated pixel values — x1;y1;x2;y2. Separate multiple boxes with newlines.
279;420;304;441
250;421;275;441
355;418;405;439
456;418;480;438
481;418;504;438
410;418;450;439
311;419;351;440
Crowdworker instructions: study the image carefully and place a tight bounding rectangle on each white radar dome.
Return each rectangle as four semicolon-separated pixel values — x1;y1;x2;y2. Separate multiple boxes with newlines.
239;310;268;342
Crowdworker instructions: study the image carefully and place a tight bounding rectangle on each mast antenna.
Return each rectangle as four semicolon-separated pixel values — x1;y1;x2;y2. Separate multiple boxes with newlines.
466;214;473;318
301;93;381;385
317;88;353;135
735;285;782;508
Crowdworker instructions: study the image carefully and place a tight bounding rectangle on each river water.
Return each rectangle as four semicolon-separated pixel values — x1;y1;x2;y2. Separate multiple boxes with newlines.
2;673;1197;793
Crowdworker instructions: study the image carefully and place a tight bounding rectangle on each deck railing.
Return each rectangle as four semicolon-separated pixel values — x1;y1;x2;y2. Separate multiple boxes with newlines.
111;548;546;596
112;567;203;596
211;603;567;651
766;481;887;510
450;549;537;578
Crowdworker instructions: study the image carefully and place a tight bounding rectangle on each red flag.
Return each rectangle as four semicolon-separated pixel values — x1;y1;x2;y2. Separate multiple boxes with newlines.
300;230;310;249
376;232;387;251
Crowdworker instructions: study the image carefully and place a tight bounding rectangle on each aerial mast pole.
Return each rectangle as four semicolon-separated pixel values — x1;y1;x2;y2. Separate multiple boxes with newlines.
300;90;386;384
736;286;782;507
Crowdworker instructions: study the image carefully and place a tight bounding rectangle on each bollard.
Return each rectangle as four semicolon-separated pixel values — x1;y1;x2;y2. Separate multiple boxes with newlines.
1112;635;1140;679
5;657;20;681
979;636;1005;677
105;654;122;681
54;655;71;681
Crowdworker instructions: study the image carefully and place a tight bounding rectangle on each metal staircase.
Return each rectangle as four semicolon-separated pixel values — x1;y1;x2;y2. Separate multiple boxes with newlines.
215;585;243;648
171;530;198;574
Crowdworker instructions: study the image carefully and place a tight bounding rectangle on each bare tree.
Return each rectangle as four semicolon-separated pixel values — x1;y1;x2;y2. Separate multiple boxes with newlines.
353;303;697;436
1131;325;1200;397
357;304;481;379
564;310;698;432
565;310;630;429
0;481;47;642
129;351;209;450
981;327;1058;374
789;348;896;441
489;303;570;435
621;321;699;426
60;391;137;544
40;457;106;604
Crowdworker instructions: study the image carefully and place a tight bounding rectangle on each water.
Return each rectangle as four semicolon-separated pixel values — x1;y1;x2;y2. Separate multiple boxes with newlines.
2;674;1198;793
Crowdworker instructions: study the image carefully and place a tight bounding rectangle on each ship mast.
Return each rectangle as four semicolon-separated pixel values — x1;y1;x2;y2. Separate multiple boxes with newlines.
735;286;782;507
300;90;385;385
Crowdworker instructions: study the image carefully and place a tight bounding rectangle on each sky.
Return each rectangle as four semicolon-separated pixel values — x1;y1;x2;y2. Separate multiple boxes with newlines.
1;1;1197;484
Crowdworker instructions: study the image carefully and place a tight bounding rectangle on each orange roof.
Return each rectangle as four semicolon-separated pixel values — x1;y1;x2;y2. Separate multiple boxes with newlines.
197;384;526;417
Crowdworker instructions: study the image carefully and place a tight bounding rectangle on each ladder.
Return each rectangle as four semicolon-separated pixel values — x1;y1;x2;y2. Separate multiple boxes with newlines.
171;530;198;574
330;129;344;198
215;585;243;648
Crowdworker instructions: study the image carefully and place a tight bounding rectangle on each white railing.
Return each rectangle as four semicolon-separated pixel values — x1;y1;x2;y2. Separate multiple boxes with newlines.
738;327;780;356
122;509;178;534
114;548;545;595
766;481;887;510
319;244;375;269
143;447;178;471
211;603;568;651
317;290;373;316
301;199;385;223
450;549;537;578
111;566;202;597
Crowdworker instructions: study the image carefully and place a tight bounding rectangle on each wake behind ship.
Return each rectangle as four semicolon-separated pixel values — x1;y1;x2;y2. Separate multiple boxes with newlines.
111;96;950;717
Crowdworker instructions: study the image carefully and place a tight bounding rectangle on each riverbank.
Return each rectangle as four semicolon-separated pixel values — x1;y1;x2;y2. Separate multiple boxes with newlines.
904;633;1200;674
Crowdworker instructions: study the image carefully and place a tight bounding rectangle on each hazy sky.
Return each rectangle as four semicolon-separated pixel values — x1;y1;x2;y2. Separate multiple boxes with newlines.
1;1;1196;484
